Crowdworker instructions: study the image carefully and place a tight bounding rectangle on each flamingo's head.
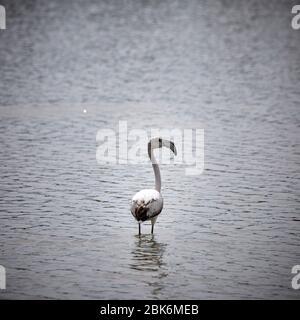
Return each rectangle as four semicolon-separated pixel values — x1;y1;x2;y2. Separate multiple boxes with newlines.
148;137;177;157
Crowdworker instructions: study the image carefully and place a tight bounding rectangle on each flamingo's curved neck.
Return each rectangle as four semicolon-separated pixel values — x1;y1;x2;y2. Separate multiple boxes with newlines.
149;148;161;193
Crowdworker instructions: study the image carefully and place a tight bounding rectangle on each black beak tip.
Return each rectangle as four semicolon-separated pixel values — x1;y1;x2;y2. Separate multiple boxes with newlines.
170;142;177;156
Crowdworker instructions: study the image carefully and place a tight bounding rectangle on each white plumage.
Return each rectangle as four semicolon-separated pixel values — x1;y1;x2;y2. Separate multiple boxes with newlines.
131;189;163;222
132;189;161;204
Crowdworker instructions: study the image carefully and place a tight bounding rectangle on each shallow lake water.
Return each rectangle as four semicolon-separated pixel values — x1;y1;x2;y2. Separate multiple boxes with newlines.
0;0;299;299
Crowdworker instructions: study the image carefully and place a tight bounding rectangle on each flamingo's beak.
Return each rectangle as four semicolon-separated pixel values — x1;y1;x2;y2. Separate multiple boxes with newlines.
170;141;177;156
162;139;177;156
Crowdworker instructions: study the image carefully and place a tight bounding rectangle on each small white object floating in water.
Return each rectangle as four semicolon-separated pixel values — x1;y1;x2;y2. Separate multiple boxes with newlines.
130;137;177;235
83;109;87;113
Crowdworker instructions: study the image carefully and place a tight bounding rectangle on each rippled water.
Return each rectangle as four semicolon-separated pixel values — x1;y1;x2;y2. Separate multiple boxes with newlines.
0;0;300;299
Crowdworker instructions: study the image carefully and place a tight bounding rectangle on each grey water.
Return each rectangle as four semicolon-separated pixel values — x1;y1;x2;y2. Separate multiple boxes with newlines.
0;0;299;299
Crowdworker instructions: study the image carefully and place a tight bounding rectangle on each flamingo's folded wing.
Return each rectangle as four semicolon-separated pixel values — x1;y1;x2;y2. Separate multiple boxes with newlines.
145;197;163;219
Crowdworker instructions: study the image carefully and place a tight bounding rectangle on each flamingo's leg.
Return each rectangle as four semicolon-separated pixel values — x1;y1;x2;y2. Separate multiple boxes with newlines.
138;223;141;236
151;216;157;234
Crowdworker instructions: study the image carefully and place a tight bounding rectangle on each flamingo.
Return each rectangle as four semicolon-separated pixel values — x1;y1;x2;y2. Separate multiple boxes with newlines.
130;137;177;235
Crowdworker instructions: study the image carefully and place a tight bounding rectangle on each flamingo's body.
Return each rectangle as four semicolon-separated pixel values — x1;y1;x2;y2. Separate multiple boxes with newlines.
130;138;177;235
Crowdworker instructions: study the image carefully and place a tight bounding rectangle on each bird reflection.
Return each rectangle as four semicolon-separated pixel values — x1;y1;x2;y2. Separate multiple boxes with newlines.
130;234;168;297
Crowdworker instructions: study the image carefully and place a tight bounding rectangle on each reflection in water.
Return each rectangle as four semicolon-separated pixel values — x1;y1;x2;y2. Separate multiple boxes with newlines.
130;235;168;297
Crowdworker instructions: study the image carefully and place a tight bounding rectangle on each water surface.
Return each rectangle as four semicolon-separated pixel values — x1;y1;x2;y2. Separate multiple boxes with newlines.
0;0;299;299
